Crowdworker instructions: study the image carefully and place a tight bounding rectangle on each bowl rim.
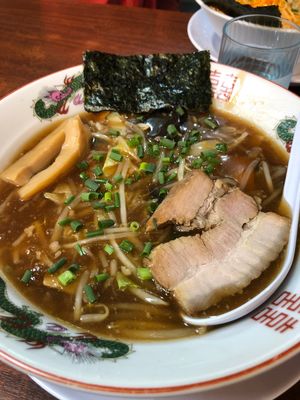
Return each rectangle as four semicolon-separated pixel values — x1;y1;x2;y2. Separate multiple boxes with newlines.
196;0;232;21
0;63;300;395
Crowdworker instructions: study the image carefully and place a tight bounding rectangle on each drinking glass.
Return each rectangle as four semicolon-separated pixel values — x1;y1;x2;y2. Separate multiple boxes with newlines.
218;14;300;88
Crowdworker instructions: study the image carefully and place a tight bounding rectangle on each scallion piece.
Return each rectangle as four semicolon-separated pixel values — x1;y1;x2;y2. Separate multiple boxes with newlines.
76;160;89;170
116;272;139;290
79;172;89;181
109;149;123;162
80;192;100;202
108;128;120;137
127;135;141;147
158;171;165;185
104;191;112;202
93;165;103;176
84;179;100;191
139;162;155;173
159;188;168;198
191;158;203;169
92;151;105;161
68;263;80;273
105;205;116;212
74;243;87;256
91;201;106;209
141;242;153;256
94;272;110;283
64;195;75;205
104;244;114;255
85;229;104;238
70;220;83;232
166;171;177;182
203;116;219;130
152;144;160;156
119;240;134;253
58;270;76;286
215;143;228;153
129;221;140;232
114;192;120;208
113;174;123;183
167;124;178;136
48;257;67;274
98;219;115;229
160;138;175;149
137;267;153;281
94;178;108;184
84;284;97;303
104;181;113;191
21;269;32;284
162;157;170;164
137;144;144;158
58;218;72;226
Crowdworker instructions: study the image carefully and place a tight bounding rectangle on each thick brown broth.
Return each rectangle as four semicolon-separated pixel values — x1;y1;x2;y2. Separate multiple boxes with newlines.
0;110;288;341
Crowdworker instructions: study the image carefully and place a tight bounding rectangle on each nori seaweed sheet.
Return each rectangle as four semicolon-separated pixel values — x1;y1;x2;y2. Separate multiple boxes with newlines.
203;0;281;26
83;51;212;114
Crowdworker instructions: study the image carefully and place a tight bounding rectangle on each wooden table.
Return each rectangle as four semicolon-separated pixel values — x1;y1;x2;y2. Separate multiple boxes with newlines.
0;1;299;399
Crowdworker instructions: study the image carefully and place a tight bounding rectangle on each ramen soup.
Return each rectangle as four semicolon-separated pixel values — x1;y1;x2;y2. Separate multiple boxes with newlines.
0;110;290;341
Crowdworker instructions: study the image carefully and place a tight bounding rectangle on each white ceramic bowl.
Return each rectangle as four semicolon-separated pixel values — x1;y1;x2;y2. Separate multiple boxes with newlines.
196;0;300;77
0;63;300;397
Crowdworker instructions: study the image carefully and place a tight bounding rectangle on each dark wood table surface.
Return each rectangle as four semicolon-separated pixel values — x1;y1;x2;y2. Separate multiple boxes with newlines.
0;1;299;399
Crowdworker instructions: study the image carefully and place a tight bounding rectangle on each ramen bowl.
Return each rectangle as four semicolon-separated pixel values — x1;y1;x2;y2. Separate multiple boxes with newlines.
0;63;300;398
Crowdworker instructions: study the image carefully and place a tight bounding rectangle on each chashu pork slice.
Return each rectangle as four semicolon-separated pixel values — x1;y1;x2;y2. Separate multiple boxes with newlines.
146;170;258;233
150;211;290;315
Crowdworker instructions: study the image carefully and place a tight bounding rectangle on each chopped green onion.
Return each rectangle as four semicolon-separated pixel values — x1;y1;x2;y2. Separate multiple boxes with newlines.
158;171;165;185
80;192;100;202
162;157;170;164
91;201;106;209
84;179;100;191
152;144;160;155
58;270;76;286
104;244;114;255
109;149;123;162
129;221;140;232
203;116;219;130
113;174;123;183
84;284;97;303
95;272;110;283
202;149;217;159
191;158;203;169
148;200;158;214
85;229;104;238
68;263;80;273
139;162;155;173
167;171;177;182
79;172;89;181
105;205;116;212
58;218;72;227
74;243;87;256
92;151;105;161
215;143;228;153
64;195;75;205
137;267;153;281
108;128;120;137
204;164;215;174
159;188;168;198
95;178;108;184
167;124;178;136
124;178;133;185
104;191;112;202
70;220;83;232
141;242;153;256
104;182;113;191
116;272;139;290
93;165;103;176
48;257;67;274
114;192;120;208
76;160;89;170
127;135;141;147
98;219;115;229
119;240;134;253
176;106;185;116
137;144;144;158
21;269;32;284
160;138;175;149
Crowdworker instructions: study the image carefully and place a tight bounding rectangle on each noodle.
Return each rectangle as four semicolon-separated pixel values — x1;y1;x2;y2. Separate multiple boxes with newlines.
239;159;259;190
64;231;137;248
80;305;109;323
129;288;168;306
119;159;130;226
74;270;89;321
110;239;137;273
261;161;274;193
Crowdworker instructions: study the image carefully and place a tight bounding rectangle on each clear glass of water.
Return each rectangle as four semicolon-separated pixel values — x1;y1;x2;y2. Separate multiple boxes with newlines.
218;14;300;88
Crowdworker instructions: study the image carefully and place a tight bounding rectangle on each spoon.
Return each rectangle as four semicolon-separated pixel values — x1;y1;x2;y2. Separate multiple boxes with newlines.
182;116;300;326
